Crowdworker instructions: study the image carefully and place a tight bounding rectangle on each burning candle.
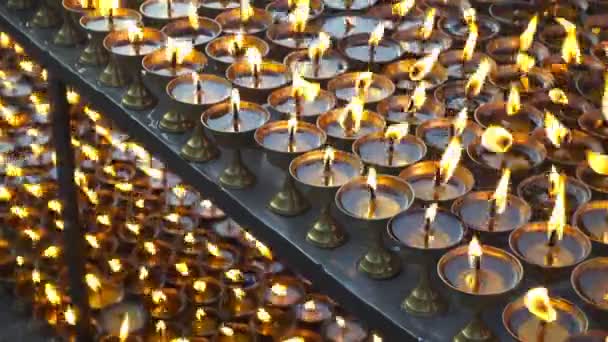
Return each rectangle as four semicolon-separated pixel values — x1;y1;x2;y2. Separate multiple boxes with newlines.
140;0;192;26
85;272;124;310
201;242;239;273
474;84;543;133
324;316;368;342
329;71;395;105
215;0;272;35
353;123;426;173
437;236;523;295
503;287;588;342
319;15;380;40
266;1;317;54
416;107;482;153
392;8;453;57
284;31;348;83
485;14;550;65
339;22;402;70
577;150;608;196
160;6;222;47
400;136;474;202
295;295;334;327
226;47;290;99
509;181;592;269
99;303;147;342
389;202;464;250
190;307;219;337
216;323;253;342
188;277;222;306
264;276;305;307
146;287;185;319
572;201;608;246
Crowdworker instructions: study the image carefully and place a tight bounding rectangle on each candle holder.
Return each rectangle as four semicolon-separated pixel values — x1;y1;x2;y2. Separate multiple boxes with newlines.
577;154;608;198
290;149;362;248
400;160;475;202
322;0;377;11
198;0;238;18
190;307;220;338
578;108;608;141
266;21;321;60
388;206;464;316
474;101;543;133
80;9;143;66
220;267;261;320
485;36;550;65
439;14;500;48
488;1;536;34
55;0;89;46
510;222;592;271
318;15;381;41
467;132;547;187
377;94;446;127
452;189;532;235
283;49;349;87
99;301;147;341
517;174;592;221
434;80;501;117
216;323;253;342
145;320;181;342
139;0;191;28
323;316;368;342
438;241;524;341
392;26;453;58
294;294;335;329
226;56;290;102
201;242;240;274
533;129;604;170
166;73;231;162
328;72;395;106
572;201;608;247
416;118;482;154
280;328;322;342
143;46;207;130
187;276;223;307
267;85;336;122
383;59;448;92
542;54;604;90
539;23;598;53
335;172;414;279
317;105;386;151
202;99;270;189
503;291;588;341
251;306;294;340
255;120;326;216
206;34;270;73
264;275;305;308
490;64;555;96
30;0;61;28
528;90;594;126
103;27;165;110
338;31;403;72
265;0;324;23
353;130;426;175
438;50;497;80
366;4;423;32
571;257;608;313
145;286;187;319
161;16;222;49
215;7;272;35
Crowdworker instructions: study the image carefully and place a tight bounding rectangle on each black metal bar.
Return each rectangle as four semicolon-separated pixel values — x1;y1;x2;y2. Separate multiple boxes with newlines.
49;75;93;342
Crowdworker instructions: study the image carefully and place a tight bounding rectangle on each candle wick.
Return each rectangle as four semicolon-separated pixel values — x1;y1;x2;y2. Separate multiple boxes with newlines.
547;229;558;248
167;0;172;18
387;137;394;166
322;159;332;186
295;93;303;118
232;103;240;132
312;54;321;78
423;217;432;248
195;80;203;105
288;127;295;153
487;198;497;232
368;44;376;71
108;8;114;28
537;320;547;342
253;64;261;88
171;50;178;74
367;184;376;219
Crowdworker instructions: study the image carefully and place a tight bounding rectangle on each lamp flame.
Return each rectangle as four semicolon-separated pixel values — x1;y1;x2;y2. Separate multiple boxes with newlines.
548;88;568;105
139;266;149;280
506;84;521;115
227;32;244;55
85;273;102;292
65;306;77;326
391;0;414;17
411;81;427;110
355;72;373;98
547;177;566;242
196;308;206;320
126;23;143;44
308;32;331;61
292;66;320;101
462;21;478;62
340;96;365;134
156;320;166;335
165;38;192;66
257;308;272;322
119;314;130;342
492;168;511;215
481;126;513;153
368;23;384;47
108;259;122;273
439;137;462;185
47;199;62;213
548;165;565;199
188;2;199;30
410;48;440;81
175;262;190;276
99;0;119;17
240;0;254;23
419;8;436;40
519;15;538;52
544;111;570;148
245;47;262;76
220;326;234;336
304;300;316;310
193;279;206;292
323;146;335;167
207;242;222;258
464;58;491;97
587;151;608;176
385;123;409;140
271;283;288;296
524;287;557;323
45;283;62;306
516;52;535;73
367;167;377;191
425;203;438;225
336;316;346;328
152;289;167;304
467;236;483;268
289;2;309;33
556;17;582;65
225;269;244;282
453;107;468;136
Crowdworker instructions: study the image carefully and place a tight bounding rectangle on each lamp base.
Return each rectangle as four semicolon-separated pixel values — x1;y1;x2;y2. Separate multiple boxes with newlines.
79;39;108;66
453;315;497;342
99;58;128;88
122;76;156;110
220;149;255;189
358;247;401;280
402;267;446;316
159;111;190;133
306;205;345;248
7;0;33;10
54;16;85;46
31;5;60;28
180;125;219;162
268;175;309;216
